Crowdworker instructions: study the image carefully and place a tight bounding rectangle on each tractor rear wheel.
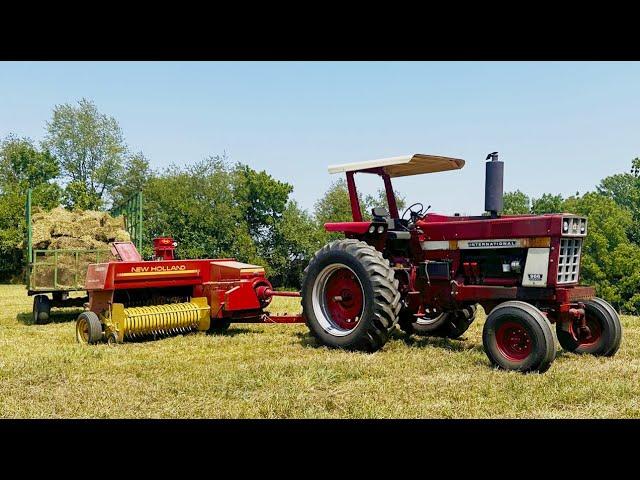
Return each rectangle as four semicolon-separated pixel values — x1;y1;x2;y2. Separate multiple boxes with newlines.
75;311;103;344
556;298;622;356
33;295;51;325
301;239;401;352
399;304;477;339
442;304;478;339
398;306;448;335
483;301;556;373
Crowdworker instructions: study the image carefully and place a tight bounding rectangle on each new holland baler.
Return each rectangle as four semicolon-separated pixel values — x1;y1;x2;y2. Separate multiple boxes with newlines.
75;238;302;345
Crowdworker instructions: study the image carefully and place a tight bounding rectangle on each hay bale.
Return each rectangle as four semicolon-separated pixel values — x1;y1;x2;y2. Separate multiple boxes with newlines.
29;207;130;289
32;207;130;247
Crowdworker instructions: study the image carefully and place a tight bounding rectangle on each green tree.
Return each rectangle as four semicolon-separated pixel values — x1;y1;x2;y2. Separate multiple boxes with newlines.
314;177;406;225
502;190;530;214
363;189;407;216
597;158;640;243
44;98;127;209
142;156;256;262
111;152;152;207
232;163;293;242
0;135;62;281
562;192;640;313
314;178;360;225
531;193;564;214
0;135;59;191
265;200;325;287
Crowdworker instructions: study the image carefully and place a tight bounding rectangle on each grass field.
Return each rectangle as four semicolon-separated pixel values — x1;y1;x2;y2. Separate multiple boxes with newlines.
1;283;639;418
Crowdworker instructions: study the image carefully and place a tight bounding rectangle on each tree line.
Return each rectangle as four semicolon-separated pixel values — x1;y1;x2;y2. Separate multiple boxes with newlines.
1;99;638;313
0;99;400;288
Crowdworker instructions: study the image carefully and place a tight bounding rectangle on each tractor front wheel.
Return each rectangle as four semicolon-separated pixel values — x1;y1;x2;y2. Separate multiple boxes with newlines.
483;301;556;373
301;239;401;352
556;298;622;356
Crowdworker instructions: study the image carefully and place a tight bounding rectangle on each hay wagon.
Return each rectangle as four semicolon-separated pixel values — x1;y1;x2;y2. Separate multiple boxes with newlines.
25;190;143;324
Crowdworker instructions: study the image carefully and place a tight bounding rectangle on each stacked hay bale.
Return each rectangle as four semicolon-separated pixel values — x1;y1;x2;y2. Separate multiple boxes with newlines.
30;207;131;289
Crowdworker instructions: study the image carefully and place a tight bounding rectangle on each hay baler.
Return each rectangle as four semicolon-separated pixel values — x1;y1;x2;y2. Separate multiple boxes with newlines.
300;152;622;372
75;237;302;345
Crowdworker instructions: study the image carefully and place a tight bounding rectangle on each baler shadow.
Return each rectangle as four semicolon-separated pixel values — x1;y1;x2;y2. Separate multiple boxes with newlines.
208;327;255;337
17;309;83;326
103;327;258;345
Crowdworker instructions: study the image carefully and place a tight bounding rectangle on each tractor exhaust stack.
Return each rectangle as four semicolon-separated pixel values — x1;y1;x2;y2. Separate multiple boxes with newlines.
484;151;504;217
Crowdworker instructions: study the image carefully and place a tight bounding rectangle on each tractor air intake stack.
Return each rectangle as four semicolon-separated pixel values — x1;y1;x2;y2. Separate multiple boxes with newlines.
484;151;504;217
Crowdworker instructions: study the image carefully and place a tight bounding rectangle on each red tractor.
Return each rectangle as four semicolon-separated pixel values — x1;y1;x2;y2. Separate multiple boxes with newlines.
300;152;622;372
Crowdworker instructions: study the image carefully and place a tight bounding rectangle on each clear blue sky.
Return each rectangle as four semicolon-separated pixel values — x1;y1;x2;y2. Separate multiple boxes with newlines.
1;61;638;215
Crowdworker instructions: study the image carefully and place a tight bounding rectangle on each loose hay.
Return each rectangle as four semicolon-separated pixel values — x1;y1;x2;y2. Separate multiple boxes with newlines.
30;207;131;290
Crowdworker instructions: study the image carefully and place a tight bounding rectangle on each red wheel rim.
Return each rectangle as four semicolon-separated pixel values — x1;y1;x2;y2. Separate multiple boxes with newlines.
323;267;364;331
569;315;603;347
495;321;532;361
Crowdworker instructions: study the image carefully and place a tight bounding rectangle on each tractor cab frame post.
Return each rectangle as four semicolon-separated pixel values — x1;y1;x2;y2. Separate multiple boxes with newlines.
345;168;400;222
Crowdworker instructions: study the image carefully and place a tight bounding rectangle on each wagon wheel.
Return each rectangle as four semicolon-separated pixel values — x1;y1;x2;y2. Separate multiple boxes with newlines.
32;295;51;325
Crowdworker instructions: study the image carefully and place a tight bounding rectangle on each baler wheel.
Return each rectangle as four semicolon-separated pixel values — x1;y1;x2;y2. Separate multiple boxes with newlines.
33;295;51;325
76;312;103;344
301;239;401;352
483;301;556;373
556;298;622;356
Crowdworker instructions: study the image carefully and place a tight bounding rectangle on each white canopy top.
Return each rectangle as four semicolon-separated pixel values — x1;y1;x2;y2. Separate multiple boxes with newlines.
328;154;465;178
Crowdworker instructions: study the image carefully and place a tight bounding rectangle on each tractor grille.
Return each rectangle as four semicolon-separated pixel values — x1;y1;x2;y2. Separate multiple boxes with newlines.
557;238;582;284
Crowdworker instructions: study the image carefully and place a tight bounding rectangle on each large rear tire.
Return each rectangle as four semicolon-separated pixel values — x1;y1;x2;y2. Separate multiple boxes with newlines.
33;295;51;325
301;239;401;352
483;301;556;373
556;298;622;356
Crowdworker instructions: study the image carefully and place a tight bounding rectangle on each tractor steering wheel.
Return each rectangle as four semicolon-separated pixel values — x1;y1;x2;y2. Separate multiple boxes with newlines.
401;202;424;222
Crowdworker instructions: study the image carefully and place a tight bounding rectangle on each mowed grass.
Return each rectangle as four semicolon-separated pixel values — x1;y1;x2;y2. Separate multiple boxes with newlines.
1;283;639;418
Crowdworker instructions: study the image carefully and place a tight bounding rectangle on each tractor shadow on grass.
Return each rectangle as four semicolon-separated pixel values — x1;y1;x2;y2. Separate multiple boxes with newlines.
293;329;485;354
17;308;83;325
392;331;486;354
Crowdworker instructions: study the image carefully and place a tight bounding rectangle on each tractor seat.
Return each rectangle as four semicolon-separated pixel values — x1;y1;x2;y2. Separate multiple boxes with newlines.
371;207;411;239
371;207;394;229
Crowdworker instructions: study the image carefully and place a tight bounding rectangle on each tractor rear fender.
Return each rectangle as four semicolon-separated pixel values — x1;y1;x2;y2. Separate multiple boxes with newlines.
324;222;374;235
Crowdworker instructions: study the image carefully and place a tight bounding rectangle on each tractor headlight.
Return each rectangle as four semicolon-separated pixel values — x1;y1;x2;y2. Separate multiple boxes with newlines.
563;221;569;233
377;226;385;234
368;225;376;234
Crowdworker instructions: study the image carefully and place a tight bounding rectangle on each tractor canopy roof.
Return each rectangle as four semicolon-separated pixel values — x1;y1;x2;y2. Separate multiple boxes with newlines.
328;154;465;178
